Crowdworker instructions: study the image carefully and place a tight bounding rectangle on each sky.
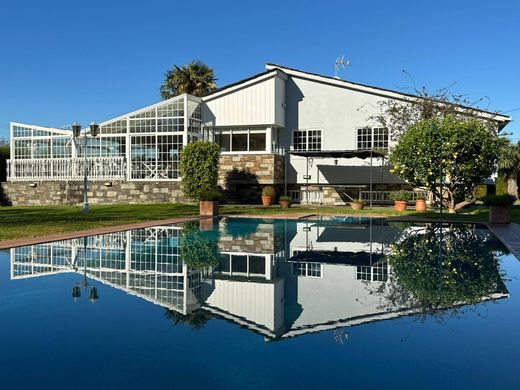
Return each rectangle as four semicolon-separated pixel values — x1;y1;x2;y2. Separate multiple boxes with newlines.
0;0;518;140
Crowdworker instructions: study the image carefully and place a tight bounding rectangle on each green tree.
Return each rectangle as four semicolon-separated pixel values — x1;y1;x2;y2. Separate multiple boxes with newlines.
160;60;217;99
497;139;520;197
179;220;220;270
180;140;220;201
386;224;506;312
389;115;499;213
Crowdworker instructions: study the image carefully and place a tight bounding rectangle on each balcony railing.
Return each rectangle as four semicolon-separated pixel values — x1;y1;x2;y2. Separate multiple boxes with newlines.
7;157;127;181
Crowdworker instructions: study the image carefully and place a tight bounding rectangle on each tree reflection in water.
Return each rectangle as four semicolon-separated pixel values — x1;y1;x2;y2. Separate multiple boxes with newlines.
164;309;213;330
383;223;508;316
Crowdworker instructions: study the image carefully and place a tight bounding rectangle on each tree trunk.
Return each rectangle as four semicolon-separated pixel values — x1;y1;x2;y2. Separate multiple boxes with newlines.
507;176;518;197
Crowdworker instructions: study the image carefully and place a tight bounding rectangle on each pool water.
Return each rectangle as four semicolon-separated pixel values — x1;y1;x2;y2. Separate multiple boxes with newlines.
0;217;519;389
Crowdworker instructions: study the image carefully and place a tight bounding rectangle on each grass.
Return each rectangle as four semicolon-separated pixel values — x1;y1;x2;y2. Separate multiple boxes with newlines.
1;203;519;242
0;203;198;241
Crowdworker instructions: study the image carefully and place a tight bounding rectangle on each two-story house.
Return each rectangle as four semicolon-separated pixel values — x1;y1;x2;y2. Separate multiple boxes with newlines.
3;64;511;205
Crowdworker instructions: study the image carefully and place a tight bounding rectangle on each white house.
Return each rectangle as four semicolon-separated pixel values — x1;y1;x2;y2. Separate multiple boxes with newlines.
3;64;511;205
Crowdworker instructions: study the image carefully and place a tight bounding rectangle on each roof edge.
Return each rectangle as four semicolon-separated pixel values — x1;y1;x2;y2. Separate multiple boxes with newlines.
265;63;511;124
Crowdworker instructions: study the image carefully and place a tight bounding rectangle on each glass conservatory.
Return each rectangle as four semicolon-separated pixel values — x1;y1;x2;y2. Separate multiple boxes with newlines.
7;94;203;181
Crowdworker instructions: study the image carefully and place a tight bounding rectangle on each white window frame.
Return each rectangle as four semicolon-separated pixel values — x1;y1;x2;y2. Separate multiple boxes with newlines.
356;127;389;151
292;129;322;151
215;128;269;154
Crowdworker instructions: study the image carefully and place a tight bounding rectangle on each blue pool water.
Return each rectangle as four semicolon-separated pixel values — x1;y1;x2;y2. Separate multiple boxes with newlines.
0;217;519;389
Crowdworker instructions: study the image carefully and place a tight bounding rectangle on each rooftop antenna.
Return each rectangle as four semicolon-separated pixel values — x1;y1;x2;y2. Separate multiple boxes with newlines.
334;54;350;79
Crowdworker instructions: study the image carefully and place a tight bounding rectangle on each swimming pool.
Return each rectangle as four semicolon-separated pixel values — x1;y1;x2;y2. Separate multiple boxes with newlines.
0;217;519;389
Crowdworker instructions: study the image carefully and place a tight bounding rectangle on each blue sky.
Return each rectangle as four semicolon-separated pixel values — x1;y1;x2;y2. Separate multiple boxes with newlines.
1;0;518;140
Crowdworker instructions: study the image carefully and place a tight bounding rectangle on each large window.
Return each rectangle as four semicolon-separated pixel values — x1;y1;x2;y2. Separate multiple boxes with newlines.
130;134;182;179
293;129;322;151
215;128;267;152
357;127;388;150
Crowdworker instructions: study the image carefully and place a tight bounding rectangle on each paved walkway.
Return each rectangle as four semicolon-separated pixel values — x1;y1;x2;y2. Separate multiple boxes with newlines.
0;216;207;250
488;223;520;261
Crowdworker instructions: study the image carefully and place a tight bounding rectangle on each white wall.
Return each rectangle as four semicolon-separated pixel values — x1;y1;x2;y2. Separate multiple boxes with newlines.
282;75;402;184
202;72;286;128
203;278;285;333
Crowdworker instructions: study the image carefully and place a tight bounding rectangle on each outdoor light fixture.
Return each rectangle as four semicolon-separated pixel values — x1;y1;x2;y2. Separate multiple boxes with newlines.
334;159;338;165
71;121;81;138
303;175;311;180
89;122;100;137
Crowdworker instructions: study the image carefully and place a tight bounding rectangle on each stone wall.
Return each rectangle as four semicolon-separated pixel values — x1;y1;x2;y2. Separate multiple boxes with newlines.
218;153;285;185
1;153;286;206
218;153;285;203
1;180;186;206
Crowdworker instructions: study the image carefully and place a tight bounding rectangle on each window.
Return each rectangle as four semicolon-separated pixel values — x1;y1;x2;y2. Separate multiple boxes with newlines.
373;127;389;149
356;266;371;281
215;128;268;152
231;132;248;151
293;129;322;151
372;262;388;282
357;127;388;150
249;132;266;151
292;262;322;277
215;132;231;152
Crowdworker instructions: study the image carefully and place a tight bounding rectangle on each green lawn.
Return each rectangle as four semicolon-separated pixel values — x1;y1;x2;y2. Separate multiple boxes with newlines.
0;203;198;241
1;203;518;242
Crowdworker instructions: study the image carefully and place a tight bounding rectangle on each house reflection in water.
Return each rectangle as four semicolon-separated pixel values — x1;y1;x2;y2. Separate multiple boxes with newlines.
10;217;509;341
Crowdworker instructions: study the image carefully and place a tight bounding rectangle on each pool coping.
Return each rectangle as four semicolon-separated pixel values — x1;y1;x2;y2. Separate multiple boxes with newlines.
0;216;209;250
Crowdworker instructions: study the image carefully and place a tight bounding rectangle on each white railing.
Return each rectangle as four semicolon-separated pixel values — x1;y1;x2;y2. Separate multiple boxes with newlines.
360;190;428;204
7;157;127;181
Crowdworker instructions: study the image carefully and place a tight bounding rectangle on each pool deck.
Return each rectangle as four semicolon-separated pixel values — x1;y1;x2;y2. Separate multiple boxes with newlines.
488;223;520;261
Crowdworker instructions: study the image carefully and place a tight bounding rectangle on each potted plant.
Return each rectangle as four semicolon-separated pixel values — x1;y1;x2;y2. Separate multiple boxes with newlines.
481;194;517;224
349;198;365;210
262;186;276;207
389;190;412;212
279;195;292;208
415;195;427;212
199;190;220;216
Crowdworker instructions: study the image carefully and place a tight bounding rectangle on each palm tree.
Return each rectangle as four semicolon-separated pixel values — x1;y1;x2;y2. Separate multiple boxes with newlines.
497;138;520;197
160;60;217;99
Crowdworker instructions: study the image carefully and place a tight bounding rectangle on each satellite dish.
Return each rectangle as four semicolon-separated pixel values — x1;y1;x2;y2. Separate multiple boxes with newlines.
334;54;351;78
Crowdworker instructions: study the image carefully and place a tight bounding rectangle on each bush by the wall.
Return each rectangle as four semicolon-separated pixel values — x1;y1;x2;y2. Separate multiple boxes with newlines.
180;141;220;201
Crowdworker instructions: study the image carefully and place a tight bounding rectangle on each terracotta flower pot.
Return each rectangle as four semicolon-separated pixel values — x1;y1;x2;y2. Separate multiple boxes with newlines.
394;200;408;212
279;200;291;209
489;206;511;224
415;199;427;212
262;196;272;207
199;200;219;216
350;202;364;210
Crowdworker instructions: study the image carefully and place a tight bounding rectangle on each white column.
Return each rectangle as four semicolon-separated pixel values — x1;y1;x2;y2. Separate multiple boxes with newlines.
126;118;131;181
183;95;189;147
266;127;273;153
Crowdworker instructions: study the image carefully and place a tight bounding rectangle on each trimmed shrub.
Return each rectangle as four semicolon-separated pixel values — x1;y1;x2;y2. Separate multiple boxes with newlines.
481;194;517;207
180;141;220;201
389;190;412;202
262;186;276;197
